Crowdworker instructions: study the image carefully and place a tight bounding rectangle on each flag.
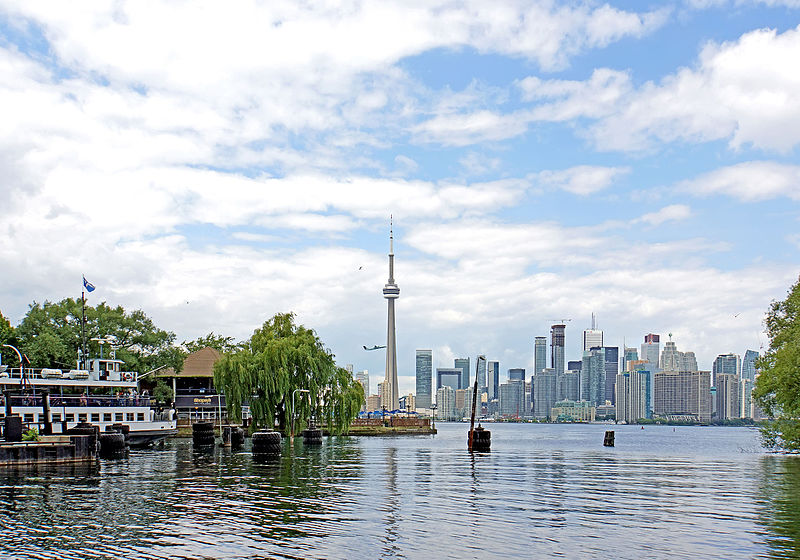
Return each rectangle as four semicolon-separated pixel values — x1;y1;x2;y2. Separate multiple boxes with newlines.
83;276;96;292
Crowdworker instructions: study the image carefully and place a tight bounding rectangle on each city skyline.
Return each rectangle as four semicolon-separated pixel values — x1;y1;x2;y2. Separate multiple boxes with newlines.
1;3;798;401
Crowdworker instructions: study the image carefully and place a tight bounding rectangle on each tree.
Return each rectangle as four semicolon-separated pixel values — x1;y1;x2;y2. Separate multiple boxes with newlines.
15;298;177;374
153;379;174;405
183;332;241;355
753;276;800;452
0;310;19;366
213;313;364;435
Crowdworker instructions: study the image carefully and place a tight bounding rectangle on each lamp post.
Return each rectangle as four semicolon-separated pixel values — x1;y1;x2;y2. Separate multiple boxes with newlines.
291;388;310;439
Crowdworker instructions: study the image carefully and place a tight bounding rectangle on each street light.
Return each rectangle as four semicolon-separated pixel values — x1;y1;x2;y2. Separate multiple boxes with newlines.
291;388;310;439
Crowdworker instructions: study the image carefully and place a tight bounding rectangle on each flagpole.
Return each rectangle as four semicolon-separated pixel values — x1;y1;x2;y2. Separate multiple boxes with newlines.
81;289;87;370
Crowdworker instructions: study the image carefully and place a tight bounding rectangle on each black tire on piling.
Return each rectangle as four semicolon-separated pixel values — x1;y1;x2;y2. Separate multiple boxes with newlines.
302;428;323;445
252;430;282;456
231;427;245;449
110;423;131;447
99;432;127;457
67;423;100;454
471;425;491;452
192;422;215;448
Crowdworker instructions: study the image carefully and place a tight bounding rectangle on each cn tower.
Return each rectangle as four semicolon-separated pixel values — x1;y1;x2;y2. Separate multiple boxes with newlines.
382;217;400;411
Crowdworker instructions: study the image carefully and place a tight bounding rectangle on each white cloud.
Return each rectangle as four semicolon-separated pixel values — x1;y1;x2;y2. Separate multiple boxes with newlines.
535;165;630;196
677;161;800;201
634;204;693;226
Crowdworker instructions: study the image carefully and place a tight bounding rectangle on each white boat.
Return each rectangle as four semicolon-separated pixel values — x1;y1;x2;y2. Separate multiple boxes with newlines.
0;357;177;447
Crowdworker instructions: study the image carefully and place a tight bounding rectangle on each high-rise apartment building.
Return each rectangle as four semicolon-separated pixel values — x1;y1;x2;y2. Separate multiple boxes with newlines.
355;370;369;410
581;348;605;406
603;346;619;405
499;381;525;418
454;357;470;390
616;371;648;423
653;370;711;423
476;355;486;394
558;370;581;402
436;386;456;420
623;347;638;372
715;373;740;421
551;324;566;376
533;368;557;419
508;368;526;382
742;350;759;382
534;337;547;375
567;360;583;372
415;350;432;409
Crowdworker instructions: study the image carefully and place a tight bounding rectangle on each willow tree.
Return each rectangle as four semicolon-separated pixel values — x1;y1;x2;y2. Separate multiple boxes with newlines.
753;276;800;452
213;313;364;435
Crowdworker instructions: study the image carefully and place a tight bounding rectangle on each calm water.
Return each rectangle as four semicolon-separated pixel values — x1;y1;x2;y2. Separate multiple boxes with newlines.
1;423;799;559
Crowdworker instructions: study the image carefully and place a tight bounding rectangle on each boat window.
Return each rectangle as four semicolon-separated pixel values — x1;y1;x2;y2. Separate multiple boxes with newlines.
78;413;87;423
126;413;134;422
24;413;34;423
52;413;61;422
137;413;145;422
115;413;123;422
91;413;100;423
103;413;112;422
66;413;75;422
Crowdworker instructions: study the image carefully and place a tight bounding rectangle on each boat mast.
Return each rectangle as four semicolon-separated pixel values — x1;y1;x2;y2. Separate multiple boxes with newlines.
81;290;87;370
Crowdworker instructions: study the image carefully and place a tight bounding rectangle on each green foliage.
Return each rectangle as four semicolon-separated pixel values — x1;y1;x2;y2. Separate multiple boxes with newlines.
0;310;20;366
214;313;364;435
153;379;174;405
754;275;800;452
22;427;40;442
183;332;241;355
15;298;176;373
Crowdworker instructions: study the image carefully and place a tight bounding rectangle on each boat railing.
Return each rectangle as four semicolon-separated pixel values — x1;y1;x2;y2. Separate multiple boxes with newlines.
2;394;152;408
0;367;138;383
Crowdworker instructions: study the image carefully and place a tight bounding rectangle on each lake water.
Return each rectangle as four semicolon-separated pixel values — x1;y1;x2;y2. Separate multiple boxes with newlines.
1;423;799;559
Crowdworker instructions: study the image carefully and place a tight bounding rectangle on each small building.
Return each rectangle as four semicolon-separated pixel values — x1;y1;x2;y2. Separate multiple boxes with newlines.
158;347;226;423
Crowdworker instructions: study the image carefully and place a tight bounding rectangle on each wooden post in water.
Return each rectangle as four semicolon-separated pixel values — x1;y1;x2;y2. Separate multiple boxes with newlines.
468;356;485;451
604;430;615;447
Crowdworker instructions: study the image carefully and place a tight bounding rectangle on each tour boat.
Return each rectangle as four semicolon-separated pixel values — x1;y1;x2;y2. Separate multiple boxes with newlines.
0;357;177;447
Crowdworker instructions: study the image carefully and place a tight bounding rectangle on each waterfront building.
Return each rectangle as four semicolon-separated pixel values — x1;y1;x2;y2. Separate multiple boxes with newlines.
437;368;462;392
640;333;660;367
436;386;456;421
508;368;525;382
415;350;432;409
713;353;741;384
158;346;224;422
454;357;470;390
534;337;547;375
583;313;603;352
715;373;740;421
603;346;619;405
487;360;500;400
742;350;759;382
455;389;467;418
551;324;566;375
551;400;595;422
653;370;712;423
616;371;648;423
355;370;369;411
581;348;605;407
499;381;525;418
533;368;557;419
740;378;754;419
382;220;401;411
366;394;381;412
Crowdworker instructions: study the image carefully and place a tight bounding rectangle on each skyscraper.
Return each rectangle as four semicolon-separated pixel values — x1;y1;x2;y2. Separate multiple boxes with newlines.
623;347;638;372
641;333;660;367
742;350;759;382
551;324;566;376
713;353;741;384
616;371;648;423
508;368;526;382
581;348;605;406
454;357;470;390
355;370;369;411
583;313;603;352
534;337;547;375
487;360;500;400
436;368;462;391
653;370;712;423
715;373;740;421
382;219;400;411
603;346;619;405
415;350;432;409
436;386;456;420
476;355;487;394
534;368;557;419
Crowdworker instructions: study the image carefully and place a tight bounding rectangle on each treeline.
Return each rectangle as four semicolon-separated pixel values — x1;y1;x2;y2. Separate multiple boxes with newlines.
0;301;363;435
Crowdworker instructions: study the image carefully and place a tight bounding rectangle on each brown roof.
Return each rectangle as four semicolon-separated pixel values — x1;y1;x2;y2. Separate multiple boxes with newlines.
159;347;222;378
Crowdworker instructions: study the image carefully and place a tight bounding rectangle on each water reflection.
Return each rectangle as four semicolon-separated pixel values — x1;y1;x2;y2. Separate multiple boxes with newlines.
757;455;800;558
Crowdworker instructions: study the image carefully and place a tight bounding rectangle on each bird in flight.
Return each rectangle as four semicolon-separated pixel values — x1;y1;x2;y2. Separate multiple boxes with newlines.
363;345;386;351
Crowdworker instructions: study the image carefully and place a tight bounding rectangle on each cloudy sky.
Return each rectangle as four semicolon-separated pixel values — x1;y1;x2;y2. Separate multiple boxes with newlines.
1;1;799;396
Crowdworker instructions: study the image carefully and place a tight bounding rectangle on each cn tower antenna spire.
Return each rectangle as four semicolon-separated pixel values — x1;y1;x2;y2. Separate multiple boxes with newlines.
382;215;400;411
